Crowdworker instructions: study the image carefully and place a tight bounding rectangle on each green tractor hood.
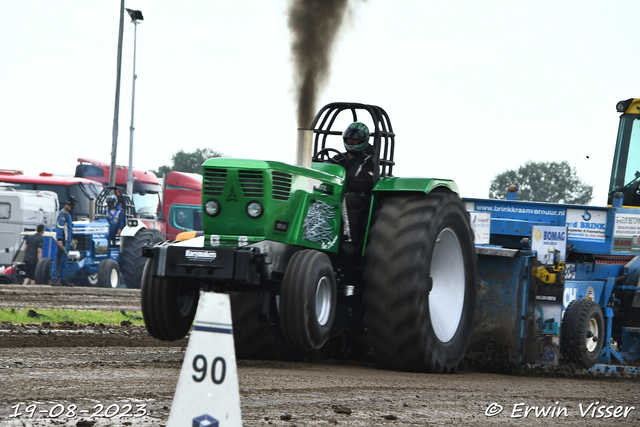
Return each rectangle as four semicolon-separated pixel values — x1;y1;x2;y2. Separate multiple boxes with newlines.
201;158;346;252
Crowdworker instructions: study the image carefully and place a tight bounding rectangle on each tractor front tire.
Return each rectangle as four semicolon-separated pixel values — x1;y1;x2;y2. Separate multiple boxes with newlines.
120;229;164;288
141;258;199;341
98;259;122;288
560;298;604;368
230;292;303;360
364;192;478;373
280;250;337;352
35;257;52;285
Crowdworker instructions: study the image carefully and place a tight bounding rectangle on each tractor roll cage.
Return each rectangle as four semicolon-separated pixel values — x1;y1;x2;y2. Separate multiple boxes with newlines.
94;186;136;221
310;102;396;183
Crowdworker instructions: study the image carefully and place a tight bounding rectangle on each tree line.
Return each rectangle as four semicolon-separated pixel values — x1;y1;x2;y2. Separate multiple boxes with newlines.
489;160;593;205
153;148;225;176
155;151;593;205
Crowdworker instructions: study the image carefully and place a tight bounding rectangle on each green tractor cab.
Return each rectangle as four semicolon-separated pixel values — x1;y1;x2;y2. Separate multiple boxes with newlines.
141;102;477;373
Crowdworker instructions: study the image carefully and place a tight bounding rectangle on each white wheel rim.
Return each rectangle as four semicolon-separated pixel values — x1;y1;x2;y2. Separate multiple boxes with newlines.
109;269;119;288
315;276;332;326
586;316;599;352
87;274;98;285
428;227;466;343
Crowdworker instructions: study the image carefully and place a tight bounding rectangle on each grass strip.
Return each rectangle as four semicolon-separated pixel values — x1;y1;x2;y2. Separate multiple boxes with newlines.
0;308;145;326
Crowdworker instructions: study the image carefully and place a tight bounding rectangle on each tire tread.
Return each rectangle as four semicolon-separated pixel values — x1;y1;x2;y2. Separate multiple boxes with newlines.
560;298;604;368
363;193;477;373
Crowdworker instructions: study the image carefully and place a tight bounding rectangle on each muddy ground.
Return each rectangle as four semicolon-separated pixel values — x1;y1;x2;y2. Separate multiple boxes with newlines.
0;284;638;427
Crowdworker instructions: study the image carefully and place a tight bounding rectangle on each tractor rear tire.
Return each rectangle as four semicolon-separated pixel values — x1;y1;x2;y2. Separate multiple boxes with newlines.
35;258;51;285
560;298;604;368
120;229;164;289
279;250;337;352
98;259;122;288
363;192;478;373
141;258;199;341
230;292;303;360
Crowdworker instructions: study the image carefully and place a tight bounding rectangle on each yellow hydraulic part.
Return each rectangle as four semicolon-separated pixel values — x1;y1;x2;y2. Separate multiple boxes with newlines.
176;230;203;242
532;261;565;285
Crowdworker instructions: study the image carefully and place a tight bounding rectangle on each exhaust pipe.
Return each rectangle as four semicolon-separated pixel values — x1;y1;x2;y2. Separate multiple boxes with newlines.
89;198;95;222
296;128;313;169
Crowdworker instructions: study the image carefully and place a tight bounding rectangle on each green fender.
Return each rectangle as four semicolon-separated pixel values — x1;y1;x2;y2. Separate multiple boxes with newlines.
372;176;459;195
360;176;461;255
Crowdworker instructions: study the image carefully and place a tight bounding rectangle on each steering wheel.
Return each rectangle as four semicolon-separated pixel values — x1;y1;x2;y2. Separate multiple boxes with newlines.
313;148;349;166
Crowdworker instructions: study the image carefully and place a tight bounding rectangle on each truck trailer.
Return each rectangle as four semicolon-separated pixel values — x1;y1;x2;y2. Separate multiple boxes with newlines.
0;186;58;283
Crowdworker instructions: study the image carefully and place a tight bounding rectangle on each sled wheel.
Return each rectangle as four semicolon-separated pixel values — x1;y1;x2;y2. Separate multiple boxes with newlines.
560;298;604;368
34;257;52;285
98;259;122;288
279;250;337;351
363;192;478;373
141;258;199;341
120;229;164;288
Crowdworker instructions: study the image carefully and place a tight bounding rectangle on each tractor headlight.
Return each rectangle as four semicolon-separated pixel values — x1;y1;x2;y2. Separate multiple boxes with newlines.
246;201;263;218
204;199;221;217
616;101;628;113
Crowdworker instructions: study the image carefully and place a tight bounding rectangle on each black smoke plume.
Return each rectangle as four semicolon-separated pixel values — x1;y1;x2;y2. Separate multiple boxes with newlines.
289;0;349;128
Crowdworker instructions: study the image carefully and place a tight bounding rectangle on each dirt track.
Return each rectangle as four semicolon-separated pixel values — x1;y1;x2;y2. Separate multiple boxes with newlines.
0;284;638;426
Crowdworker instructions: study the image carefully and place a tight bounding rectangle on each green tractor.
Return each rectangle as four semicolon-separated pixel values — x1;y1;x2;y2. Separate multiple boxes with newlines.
141;102;478;373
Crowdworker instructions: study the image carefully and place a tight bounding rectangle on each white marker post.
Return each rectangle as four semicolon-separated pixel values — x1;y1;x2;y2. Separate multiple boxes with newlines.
167;292;242;427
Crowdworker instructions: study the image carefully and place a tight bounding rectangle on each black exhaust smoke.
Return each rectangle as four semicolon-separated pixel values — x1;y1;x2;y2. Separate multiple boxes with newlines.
289;0;349;128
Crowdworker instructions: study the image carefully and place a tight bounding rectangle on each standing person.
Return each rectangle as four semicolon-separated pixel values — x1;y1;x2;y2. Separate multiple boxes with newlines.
330;121;375;254
50;197;77;287
105;194;125;246
22;224;45;285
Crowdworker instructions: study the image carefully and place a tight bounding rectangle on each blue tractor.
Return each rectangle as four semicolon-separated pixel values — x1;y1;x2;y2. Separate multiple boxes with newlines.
36;186;162;288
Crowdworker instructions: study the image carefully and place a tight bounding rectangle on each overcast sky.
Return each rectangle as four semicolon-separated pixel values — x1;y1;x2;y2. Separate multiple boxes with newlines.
2;0;639;205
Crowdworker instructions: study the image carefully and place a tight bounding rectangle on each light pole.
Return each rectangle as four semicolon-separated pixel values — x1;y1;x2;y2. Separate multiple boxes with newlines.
109;0;125;187
126;8;144;196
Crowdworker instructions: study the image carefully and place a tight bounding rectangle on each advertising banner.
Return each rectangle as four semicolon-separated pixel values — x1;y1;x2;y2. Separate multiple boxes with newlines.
566;209;607;242
613;213;640;252
531;225;567;265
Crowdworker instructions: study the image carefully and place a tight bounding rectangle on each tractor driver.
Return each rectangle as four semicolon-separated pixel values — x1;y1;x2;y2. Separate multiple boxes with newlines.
331;121;375;254
50;196;77;287
106;194;125;246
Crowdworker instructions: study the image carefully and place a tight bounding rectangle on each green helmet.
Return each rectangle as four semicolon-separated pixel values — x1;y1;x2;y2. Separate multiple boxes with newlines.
342;122;370;153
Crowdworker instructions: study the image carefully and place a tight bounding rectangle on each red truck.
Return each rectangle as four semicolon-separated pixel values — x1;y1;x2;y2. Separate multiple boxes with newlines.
161;170;203;240
74;158;202;239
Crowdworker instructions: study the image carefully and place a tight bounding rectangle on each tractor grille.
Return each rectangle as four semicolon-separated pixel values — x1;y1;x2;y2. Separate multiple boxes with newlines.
272;172;292;201
72;235;91;252
203;168;227;196
239;170;264;198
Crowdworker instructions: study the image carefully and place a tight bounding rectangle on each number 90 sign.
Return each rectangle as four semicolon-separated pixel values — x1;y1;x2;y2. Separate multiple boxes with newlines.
167;293;242;427
192;354;226;385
